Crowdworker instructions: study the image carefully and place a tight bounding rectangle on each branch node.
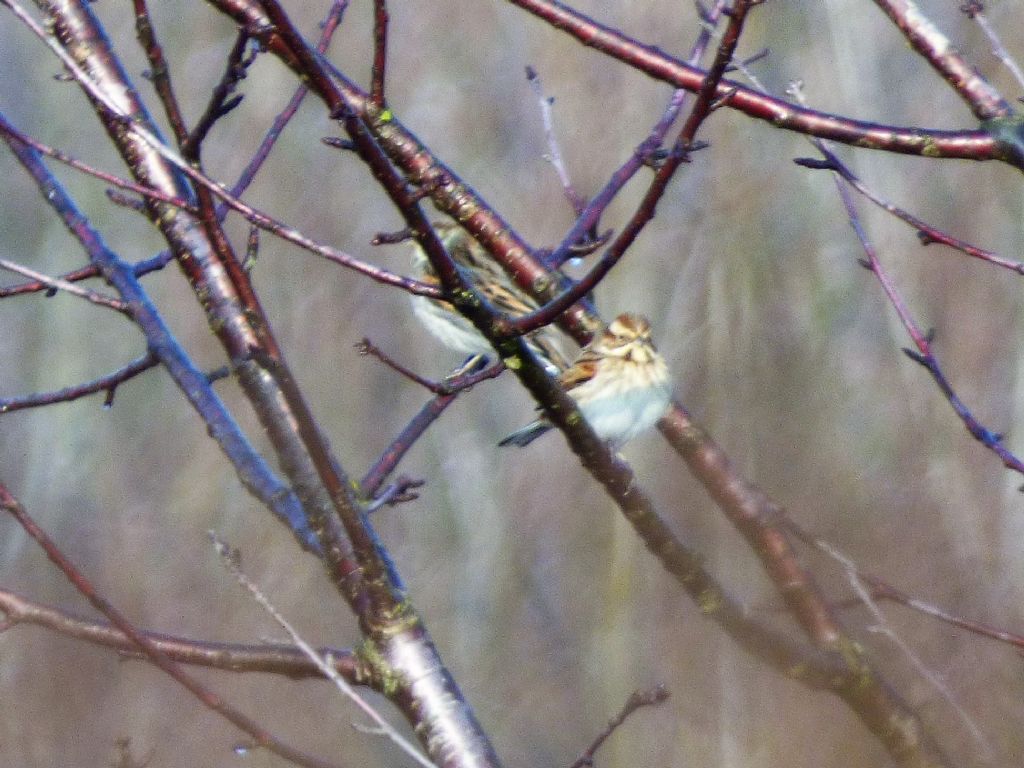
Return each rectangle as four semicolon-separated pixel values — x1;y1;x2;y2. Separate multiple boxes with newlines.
322;136;356;152
902;347;928;366
708;85;738;111
960;1;985;20
371;227;415;246
793;157;837;171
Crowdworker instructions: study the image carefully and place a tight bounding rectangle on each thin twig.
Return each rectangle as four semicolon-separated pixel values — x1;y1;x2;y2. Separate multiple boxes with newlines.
827;135;1024;476
0;587;365;680
779;533;1024;651
525;65;585;218
544;0;730;271
0;258;129;314
210;532;437;768
0;352;158;413
792;149;1024;275
1;0;437;300
225;0;350;203
133;0;189;146
857;575;1024;651
501;0;756;337
362;476;425;511
569;686;670;768
0;483;341;768
0;114;196;213
0;261;101;298
968;5;1024;94
183;30;254;158
370;0;388;108
790;524;995;763
356;338;502;395
355;344;504;496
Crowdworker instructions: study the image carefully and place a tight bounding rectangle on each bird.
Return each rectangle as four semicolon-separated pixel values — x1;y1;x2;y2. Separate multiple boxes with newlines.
499;313;672;448
409;223;568;375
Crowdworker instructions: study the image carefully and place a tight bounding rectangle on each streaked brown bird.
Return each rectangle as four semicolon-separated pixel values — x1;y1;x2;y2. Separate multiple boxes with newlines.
499;313;672;448
409;223;568;375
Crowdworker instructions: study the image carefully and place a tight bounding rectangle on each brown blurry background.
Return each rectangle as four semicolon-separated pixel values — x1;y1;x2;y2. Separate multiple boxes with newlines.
2;1;1023;766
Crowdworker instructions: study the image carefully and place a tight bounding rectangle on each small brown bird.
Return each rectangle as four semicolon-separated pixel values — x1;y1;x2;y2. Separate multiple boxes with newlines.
499;313;672;448
409;223;568;374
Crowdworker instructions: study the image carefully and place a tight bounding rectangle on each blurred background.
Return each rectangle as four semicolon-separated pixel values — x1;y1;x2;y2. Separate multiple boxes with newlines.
2;1;1023;766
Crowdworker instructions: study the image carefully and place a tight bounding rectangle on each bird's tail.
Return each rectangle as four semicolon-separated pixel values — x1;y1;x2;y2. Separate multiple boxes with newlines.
497;421;551;448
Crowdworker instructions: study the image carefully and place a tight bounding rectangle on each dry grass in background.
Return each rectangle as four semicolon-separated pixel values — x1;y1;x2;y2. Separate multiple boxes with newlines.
2;1;1023;766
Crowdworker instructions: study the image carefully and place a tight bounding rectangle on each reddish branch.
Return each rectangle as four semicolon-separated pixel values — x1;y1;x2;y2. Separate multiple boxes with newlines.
133;0;189;146
658;410;843;646
0;588;367;679
504;0;1019;166
871;0;1012;120
1;108;320;551
794;151;1024;275
190;3;959;764
0;353;158;412
0;483;342;768
828;158;1024;475
370;0;388;107
498;0;752;337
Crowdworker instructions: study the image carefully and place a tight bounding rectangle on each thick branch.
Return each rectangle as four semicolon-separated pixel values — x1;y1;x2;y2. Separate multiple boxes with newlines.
871;0;1011;120
504;0;1020;167
1;106;319;551
197;4;959;764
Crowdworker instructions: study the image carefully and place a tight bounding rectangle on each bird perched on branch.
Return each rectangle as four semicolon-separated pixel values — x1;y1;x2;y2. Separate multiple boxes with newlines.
499;313;672;448
409;223;568;375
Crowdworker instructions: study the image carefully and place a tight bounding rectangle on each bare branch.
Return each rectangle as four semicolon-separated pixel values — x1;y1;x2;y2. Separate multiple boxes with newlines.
0;588;364;680
525;65;585;218
872;0;1011;119
0;257;129;314
210;532;437;768
504;0;1016;166
569;686;671;768
829;152;1024;475
0;483;343;768
0;353;157;413
370;0;388;108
